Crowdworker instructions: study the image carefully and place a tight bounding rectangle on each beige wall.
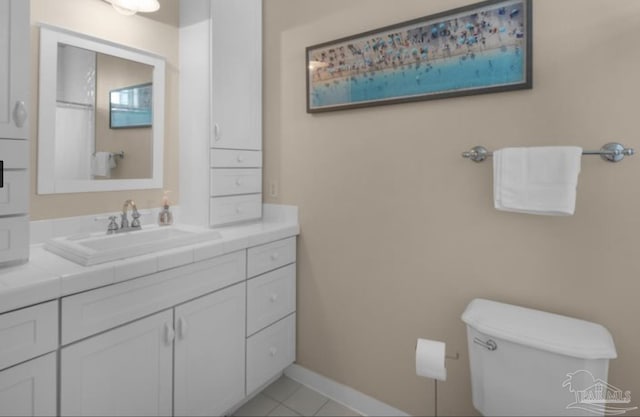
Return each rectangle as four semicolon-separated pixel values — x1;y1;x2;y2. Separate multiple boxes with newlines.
95;54;153;180
30;0;179;219
263;0;640;415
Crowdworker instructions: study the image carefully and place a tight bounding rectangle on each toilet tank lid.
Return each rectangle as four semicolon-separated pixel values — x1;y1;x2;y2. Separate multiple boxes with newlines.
461;299;617;360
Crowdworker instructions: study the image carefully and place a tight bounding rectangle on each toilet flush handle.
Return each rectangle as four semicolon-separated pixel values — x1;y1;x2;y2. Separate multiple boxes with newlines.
473;337;497;351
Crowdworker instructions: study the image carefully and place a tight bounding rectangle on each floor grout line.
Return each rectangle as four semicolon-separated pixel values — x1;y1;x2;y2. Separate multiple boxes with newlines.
312;398;331;417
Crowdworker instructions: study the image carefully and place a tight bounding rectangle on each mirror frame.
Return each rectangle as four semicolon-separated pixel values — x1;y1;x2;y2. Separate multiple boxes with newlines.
37;25;165;194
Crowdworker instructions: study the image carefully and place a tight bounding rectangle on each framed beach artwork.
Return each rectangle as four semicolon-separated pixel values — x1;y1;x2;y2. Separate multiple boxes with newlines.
306;0;532;113
109;83;153;129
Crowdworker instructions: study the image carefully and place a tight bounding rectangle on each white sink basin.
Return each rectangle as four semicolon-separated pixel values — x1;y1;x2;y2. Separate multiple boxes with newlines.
44;225;222;266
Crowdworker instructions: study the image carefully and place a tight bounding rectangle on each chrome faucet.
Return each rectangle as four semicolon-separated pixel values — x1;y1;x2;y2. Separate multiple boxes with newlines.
119;199;142;233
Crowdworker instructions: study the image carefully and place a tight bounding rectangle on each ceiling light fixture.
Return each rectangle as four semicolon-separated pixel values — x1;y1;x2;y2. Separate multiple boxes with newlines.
104;0;160;16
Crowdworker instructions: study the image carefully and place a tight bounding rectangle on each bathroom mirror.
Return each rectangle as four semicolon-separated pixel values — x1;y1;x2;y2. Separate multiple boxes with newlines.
37;25;165;194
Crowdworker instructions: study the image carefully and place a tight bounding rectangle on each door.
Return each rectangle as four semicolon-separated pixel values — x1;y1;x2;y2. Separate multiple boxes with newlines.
60;310;173;416
0;353;56;417
0;0;29;139
174;282;246;416
210;0;261;150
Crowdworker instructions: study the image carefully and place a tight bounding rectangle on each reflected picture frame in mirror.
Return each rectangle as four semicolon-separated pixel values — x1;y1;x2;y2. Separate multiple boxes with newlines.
37;25;165;194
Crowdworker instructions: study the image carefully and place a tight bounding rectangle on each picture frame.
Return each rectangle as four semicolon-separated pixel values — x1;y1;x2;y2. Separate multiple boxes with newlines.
109;82;153;129
306;0;532;113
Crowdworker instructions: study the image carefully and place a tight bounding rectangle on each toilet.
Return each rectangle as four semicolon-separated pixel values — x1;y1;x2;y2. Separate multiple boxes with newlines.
462;299;617;416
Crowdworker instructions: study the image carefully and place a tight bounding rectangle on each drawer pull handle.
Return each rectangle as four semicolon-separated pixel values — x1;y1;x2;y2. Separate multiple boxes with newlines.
213;123;221;141
164;323;175;345
269;347;277;357
235;178;243;186
236;207;243;214
237;155;244;163
270;253;279;261
178;317;188;340
269;294;278;303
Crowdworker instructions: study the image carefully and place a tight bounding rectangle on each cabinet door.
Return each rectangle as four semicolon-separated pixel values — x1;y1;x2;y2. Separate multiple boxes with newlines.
0;0;29;139
174;282;246;417
0;353;56;417
60;310;173;417
210;0;261;150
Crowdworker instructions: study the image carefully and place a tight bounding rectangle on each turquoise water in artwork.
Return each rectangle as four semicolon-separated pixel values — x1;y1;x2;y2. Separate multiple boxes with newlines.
310;48;524;108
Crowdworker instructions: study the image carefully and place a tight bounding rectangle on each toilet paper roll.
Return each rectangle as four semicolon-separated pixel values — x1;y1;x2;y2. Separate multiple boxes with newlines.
415;338;447;381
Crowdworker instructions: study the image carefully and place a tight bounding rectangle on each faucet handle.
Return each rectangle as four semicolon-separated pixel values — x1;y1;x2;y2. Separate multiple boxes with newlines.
107;216;119;234
131;208;141;228
120;212;129;229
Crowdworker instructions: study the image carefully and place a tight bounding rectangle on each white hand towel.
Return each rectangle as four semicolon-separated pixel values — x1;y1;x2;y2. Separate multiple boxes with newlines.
91;152;112;178
493;146;583;216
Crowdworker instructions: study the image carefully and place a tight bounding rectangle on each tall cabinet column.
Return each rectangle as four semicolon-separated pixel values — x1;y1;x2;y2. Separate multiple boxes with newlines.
180;0;263;228
0;0;30;266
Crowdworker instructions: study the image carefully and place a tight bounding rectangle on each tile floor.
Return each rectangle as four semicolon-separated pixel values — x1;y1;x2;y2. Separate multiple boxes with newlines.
233;376;361;416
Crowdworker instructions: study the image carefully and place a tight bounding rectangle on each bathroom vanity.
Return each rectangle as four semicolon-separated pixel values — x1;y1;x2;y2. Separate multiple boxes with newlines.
0;206;299;416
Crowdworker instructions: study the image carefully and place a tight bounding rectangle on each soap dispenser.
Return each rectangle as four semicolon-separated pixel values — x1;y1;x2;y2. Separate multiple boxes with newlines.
158;191;173;226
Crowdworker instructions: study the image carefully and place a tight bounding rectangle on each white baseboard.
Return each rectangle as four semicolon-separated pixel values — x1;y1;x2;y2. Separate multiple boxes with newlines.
284;364;409;417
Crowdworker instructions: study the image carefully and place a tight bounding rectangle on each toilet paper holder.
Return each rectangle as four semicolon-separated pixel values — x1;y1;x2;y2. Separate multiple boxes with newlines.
414;341;460;360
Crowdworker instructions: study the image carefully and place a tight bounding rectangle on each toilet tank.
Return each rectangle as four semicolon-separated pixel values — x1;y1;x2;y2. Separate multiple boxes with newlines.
462;299;617;417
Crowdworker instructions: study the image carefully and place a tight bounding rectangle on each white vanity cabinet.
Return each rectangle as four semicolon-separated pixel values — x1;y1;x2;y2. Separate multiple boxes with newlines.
60;283;247;417
0;232;297;416
0;0;30;266
180;0;263;228
59;252;247;416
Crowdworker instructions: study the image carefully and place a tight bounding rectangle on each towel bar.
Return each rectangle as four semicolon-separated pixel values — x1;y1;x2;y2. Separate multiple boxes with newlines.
462;143;634;163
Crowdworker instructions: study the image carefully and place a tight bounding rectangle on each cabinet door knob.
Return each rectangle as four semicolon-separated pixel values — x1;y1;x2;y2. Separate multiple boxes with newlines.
13;101;27;128
164;322;175;345
178;317;188;340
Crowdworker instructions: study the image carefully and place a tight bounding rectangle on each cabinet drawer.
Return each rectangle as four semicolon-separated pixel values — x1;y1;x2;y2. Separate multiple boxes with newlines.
210;194;262;227
210;169;262;197
0;215;29;266
0;140;28;169
247;237;296;278
247;264;295;336
210;150;262;168
246;314;296;395
61;251;246;344
0;352;57;417
0;301;58;371
0;170;28;216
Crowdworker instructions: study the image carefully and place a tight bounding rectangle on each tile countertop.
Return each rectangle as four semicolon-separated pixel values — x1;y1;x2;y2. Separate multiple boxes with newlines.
0;205;299;315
